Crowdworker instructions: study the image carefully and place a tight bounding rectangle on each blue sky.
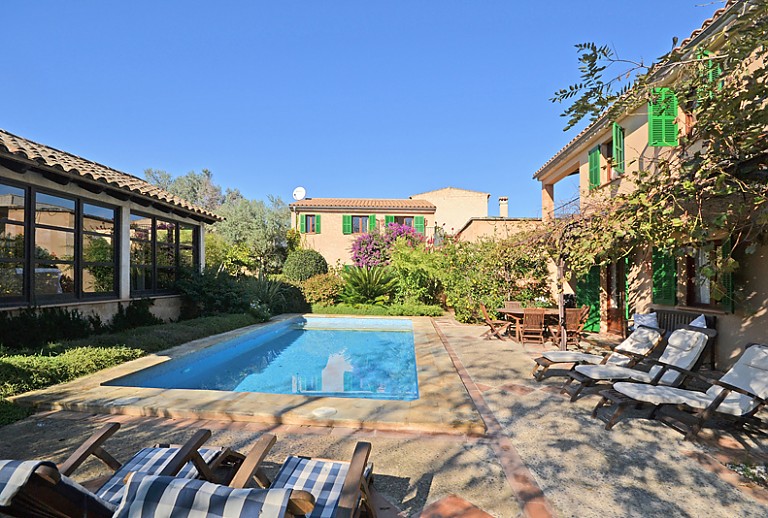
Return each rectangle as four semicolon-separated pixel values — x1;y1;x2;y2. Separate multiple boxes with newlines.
2;1;721;217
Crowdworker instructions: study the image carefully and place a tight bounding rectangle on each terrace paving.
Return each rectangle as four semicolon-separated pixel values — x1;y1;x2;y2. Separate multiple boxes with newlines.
3;315;768;517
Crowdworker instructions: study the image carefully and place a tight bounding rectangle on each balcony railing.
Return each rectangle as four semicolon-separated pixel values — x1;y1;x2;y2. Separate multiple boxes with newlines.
553;197;581;219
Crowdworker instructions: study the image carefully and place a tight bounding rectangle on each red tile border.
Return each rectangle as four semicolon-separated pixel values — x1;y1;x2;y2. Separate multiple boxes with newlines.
418;494;494;517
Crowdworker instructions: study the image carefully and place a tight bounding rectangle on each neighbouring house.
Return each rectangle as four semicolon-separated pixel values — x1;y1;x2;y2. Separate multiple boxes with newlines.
289;187;490;266
533;1;765;367
0;128;218;322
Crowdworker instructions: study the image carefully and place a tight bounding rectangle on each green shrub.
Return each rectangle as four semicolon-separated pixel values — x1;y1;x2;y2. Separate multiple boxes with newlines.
0;399;33;427
0;307;102;350
176;267;252;317
341;267;398;305
248;302;272;322
283;249;328;282
302;273;345;305
110;299;163;332
312;302;443;316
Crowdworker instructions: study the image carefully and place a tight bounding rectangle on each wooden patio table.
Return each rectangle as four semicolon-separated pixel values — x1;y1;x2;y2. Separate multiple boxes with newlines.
497;307;560;342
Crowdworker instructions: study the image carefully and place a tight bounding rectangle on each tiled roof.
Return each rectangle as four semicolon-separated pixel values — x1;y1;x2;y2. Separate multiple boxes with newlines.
533;0;739;180
289;198;436;211
410;186;490;197
0;128;220;221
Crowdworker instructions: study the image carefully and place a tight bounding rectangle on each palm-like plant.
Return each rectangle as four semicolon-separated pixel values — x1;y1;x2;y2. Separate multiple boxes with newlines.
341;266;398;305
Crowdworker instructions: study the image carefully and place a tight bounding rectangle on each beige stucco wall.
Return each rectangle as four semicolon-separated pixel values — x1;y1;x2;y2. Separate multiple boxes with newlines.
410;188;489;235
0;295;184;323
456;218;539;243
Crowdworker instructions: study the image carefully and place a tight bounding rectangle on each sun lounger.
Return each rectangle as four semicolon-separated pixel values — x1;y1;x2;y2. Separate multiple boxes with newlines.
593;343;768;438
561;327;714;401
232;434;376;518
531;325;663;381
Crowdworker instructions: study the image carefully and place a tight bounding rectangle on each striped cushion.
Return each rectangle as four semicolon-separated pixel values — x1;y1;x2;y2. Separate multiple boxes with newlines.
272;456;349;518
113;473;291;518
0;460;116;513
96;446;221;504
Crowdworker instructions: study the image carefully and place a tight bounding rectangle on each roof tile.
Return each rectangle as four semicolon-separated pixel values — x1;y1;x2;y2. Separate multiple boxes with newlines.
289;198;436;210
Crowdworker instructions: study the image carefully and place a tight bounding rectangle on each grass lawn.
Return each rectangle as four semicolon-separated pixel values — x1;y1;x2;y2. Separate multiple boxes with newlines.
0;313;260;426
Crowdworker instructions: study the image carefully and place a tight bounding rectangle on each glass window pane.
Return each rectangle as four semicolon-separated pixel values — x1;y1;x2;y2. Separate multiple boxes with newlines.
35;227;75;261
130;215;152;241
36;193;75;229
83;204;115;234
157;268;176;289
156;220;176;245
0;263;23;298
179;248;194;268
157;245;175;266
83;266;114;293
131;267;153;291
130;240;152;265
0;223;25;260
179;225;195;246
34;263;74;296
0;183;25;222
83;235;114;263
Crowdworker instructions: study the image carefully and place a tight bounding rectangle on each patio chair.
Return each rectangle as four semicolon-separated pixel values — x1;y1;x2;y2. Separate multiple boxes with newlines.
520;308;546;344
561;327;714;401
232;433;377;518
549;305;590;349
479;303;511;340
592;343;768;438
504;300;523;310
531;325;663;381
0;421;245;516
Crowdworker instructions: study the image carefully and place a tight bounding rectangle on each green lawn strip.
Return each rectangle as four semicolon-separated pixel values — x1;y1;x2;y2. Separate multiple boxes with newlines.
311;302;444;316
0;313;260;425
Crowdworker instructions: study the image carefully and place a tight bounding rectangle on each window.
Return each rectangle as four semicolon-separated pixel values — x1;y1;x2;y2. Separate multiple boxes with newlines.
395;216;414;227
648;87;679;147
352;216;369;234
612;123;625;174
588;146;601;189
0;182;26;301
0;180;119;304
130;213;198;294
685;242;733;312
697;50;723;100
300;214;320;234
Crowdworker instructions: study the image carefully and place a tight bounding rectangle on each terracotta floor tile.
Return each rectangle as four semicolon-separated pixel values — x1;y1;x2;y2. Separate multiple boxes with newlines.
418;495;494;518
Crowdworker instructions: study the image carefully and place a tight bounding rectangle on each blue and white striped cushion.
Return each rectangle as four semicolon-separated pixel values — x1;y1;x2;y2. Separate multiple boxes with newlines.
272;456;348;518
96;447;221;504
113;473;291;518
0;460;116;513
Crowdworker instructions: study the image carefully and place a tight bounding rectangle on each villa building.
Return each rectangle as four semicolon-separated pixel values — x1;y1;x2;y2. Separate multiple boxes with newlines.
289;187;492;266
0;129;217;321
533;0;765;367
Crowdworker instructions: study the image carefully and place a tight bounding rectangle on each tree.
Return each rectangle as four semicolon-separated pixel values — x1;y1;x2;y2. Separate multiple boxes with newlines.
144;168;223;212
544;1;767;293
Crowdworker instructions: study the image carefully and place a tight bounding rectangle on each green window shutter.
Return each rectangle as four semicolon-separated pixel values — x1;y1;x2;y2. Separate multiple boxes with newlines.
414;216;425;234
588;146;601;190
648;87;679;147
368;215;376;232
299;214;306;233
315;214;321;234
384;215;395;226
342;215;352;235
575;266;601;332
652;249;677;306
612;123;625;174
698;50;723;99
721;239;734;313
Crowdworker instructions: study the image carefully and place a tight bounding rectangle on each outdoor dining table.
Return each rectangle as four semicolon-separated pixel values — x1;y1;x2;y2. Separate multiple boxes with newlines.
496;307;561;342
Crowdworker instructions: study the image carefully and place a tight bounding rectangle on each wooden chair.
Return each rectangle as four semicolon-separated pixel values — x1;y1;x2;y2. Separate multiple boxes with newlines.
0;422;247;517
551;305;590;348
504;300;523;310
232;434;377;518
479;303;511;340
520;308;546;344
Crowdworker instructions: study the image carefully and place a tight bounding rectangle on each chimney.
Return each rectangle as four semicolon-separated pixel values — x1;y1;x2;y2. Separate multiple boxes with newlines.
499;196;509;218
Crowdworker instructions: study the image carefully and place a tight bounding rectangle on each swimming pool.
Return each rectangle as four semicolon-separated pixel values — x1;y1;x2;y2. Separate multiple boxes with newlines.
104;317;419;401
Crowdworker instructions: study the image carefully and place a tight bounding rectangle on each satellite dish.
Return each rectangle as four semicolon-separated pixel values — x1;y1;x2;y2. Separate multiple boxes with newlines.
292;186;307;201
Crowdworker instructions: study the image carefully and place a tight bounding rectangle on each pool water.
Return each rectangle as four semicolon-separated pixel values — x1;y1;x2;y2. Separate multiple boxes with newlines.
104;317;419;401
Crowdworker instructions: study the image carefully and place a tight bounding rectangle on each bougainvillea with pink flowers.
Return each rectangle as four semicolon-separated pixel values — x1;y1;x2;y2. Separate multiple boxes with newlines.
351;223;424;268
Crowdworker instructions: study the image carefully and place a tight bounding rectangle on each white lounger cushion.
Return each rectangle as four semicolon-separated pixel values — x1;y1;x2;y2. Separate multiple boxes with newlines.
574;328;707;385
543;326;662;367
614;344;768;417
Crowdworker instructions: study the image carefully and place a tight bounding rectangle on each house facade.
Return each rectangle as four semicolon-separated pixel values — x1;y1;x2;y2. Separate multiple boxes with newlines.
0;129;217;321
289;187;490;266
533;0;765;367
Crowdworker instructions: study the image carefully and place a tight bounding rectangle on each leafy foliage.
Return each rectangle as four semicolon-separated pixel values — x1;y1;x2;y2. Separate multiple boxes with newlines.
389;239;442;304
283;249;328;282
0;307;103;350
110;299;163;332
302;272;345;305
351;223;424;268
341;266;398;305
312;302;443;316
542;2;768;295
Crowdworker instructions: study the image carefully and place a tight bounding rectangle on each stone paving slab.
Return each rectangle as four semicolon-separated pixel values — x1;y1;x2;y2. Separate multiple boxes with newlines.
10;315;485;435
